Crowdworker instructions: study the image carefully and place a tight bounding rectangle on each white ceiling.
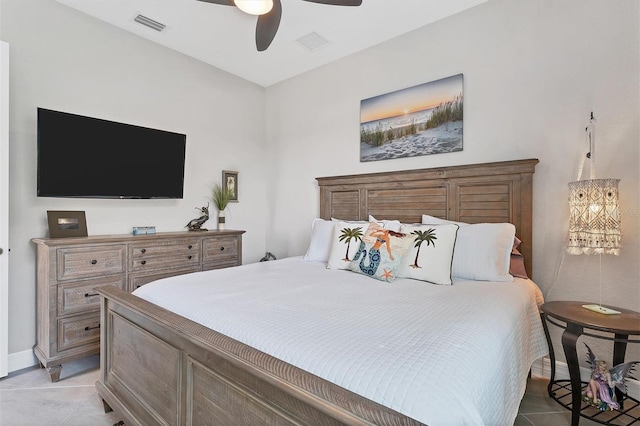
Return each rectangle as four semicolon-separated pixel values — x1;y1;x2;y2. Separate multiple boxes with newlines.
55;0;487;87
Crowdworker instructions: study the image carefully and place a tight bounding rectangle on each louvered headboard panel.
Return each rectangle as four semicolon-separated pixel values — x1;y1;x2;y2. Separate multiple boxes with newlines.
317;159;538;277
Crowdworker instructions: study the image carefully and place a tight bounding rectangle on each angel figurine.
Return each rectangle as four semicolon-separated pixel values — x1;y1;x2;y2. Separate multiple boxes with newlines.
583;343;639;411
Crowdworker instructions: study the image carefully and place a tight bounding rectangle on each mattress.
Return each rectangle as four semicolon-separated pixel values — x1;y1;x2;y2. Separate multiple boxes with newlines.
134;256;548;425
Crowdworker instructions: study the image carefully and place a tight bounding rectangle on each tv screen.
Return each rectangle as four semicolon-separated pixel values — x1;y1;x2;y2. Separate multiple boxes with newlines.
37;108;186;199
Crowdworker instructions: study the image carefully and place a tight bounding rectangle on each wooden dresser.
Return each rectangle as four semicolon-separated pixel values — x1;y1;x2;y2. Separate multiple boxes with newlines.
32;230;244;381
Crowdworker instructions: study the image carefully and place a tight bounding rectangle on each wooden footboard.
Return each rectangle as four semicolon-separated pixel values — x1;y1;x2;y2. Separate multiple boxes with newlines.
96;286;421;426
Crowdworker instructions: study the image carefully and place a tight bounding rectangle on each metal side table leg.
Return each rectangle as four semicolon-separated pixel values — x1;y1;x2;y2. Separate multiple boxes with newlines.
541;312;556;396
613;333;629;409
561;322;583;426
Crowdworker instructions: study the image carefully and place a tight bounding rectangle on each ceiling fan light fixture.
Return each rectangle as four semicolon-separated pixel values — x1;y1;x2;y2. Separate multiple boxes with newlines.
234;0;273;15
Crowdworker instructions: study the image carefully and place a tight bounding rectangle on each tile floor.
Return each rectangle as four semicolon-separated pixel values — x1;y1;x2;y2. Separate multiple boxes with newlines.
0;356;121;426
515;377;600;426
0;357;601;426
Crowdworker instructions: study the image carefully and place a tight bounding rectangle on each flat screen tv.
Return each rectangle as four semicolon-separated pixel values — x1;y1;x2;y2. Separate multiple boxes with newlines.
37;108;186;199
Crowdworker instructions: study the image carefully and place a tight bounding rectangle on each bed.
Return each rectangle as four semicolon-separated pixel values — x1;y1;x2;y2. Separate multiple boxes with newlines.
96;158;547;425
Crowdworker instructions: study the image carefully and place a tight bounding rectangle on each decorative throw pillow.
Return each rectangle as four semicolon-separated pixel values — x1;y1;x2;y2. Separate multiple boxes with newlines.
326;221;371;270
421;214;515;282
303;218;335;262
397;223;459;285
347;222;412;282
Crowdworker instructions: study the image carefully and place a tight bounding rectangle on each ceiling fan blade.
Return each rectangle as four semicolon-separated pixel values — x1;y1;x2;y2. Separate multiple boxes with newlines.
302;0;362;6
256;0;282;51
196;0;235;5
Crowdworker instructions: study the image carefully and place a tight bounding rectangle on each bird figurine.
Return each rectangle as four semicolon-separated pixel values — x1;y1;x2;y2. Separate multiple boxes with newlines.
186;203;210;231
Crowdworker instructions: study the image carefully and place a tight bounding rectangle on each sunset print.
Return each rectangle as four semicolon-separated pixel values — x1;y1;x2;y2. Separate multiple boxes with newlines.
360;74;463;162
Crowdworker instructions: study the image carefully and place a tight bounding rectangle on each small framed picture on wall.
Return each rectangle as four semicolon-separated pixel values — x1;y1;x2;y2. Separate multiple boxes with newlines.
222;170;238;202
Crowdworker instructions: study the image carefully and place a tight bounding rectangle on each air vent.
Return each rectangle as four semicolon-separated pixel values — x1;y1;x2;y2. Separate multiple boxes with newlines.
296;32;329;52
134;14;166;32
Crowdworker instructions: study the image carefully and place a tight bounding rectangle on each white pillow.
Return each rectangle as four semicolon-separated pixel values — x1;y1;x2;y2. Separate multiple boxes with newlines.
326;221;370;270
421;214;465;226
368;215;402;232
397;223;459;285
303;218;335;262
331;217;367;223
422;214;515;282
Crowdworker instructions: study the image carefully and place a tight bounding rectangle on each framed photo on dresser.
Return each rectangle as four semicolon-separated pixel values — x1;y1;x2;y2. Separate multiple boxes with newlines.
47;210;87;238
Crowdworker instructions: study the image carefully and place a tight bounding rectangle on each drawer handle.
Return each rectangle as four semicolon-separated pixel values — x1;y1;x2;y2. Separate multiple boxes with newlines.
220;247;225;251
187;255;193;260
84;325;100;331
188;245;193;249
84;293;99;298
90;259;97;265
140;260;146;265
141;248;146;254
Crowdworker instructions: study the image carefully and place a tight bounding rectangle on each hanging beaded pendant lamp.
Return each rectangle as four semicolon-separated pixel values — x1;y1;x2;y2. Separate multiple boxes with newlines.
567;113;621;255
567;113;622;315
567;178;621;255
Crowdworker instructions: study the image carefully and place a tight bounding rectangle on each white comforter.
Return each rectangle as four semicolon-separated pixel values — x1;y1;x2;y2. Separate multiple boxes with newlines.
134;257;548;426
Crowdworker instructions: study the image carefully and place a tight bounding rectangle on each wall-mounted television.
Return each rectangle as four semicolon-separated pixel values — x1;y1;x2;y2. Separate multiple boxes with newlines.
37;108;186;199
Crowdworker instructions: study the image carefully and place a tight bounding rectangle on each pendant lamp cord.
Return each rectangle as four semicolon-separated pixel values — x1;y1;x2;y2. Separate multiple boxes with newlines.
577;112;596;181
544;246;566;300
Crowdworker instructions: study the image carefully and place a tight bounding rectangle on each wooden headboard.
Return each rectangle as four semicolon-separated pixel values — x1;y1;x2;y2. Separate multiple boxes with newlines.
316;159;539;277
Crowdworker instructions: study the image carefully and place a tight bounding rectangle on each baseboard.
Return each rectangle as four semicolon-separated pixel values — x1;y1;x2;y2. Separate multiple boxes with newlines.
530;356;546;378
8;349;38;373
531;356;640;401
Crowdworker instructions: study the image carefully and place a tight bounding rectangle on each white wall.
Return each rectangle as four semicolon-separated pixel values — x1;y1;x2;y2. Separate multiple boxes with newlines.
265;0;640;363
1;0;268;364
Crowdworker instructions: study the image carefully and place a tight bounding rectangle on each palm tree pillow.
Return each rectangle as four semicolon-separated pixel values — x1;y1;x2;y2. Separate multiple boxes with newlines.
396;223;460;285
347;222;414;282
326;221;372;270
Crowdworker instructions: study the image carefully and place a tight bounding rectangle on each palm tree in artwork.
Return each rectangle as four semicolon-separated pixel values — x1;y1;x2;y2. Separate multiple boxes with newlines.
410;228;437;269
339;227;364;261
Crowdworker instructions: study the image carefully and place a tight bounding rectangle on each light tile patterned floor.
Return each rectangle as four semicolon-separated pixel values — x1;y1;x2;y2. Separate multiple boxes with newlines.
516;376;600;426
0;356;601;426
0;355;121;426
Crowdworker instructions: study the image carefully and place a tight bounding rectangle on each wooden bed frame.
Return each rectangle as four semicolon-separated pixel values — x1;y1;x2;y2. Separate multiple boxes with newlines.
96;159;538;425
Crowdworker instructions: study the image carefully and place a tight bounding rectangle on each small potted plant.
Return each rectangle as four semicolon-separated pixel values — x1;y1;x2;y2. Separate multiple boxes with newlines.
212;183;231;230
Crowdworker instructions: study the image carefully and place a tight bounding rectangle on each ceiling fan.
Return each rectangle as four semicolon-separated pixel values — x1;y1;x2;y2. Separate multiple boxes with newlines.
197;0;363;51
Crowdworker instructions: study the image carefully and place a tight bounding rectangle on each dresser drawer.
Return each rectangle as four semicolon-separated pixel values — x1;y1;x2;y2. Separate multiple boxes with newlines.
129;266;200;292
130;239;200;272
57;245;126;281
203;237;239;264
57;275;126;316
57;312;101;352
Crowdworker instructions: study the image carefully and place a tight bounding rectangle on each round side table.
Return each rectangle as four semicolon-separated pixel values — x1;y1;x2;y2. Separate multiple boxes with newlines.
541;301;640;426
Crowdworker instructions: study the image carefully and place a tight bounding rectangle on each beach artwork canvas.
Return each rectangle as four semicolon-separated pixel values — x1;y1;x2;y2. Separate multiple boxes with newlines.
360;74;463;162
